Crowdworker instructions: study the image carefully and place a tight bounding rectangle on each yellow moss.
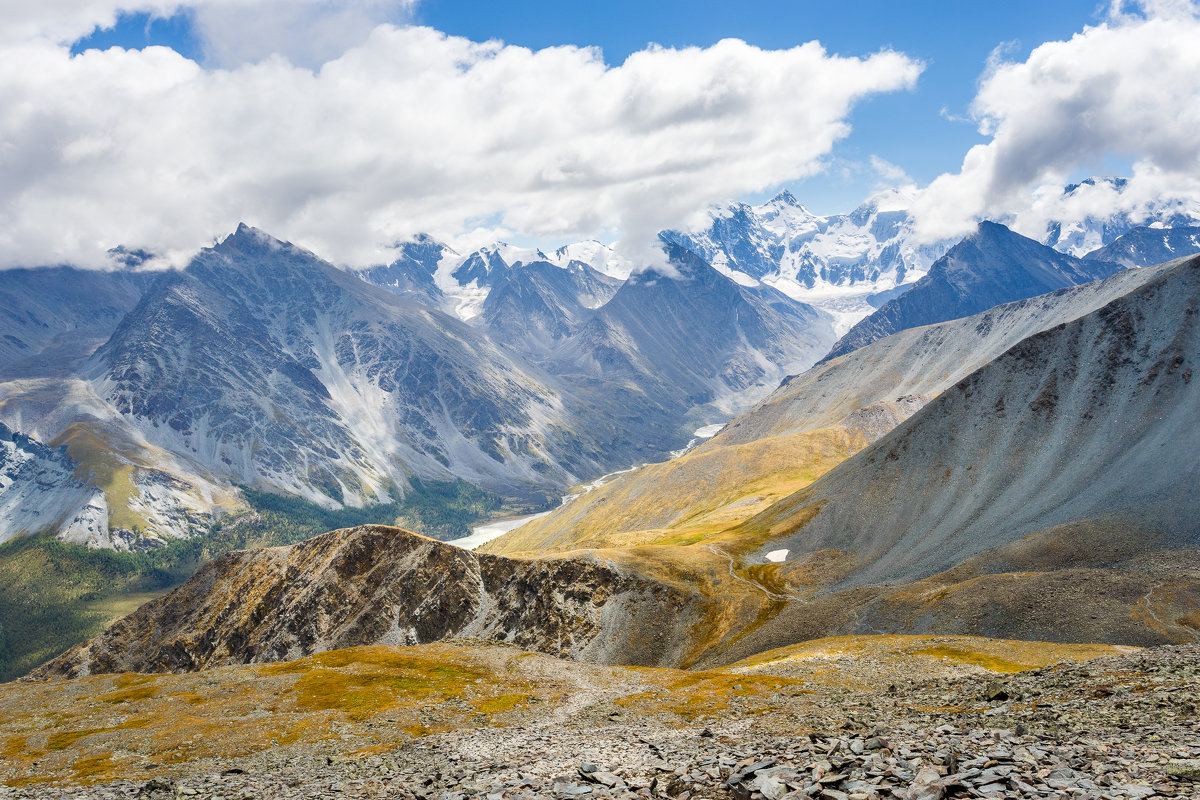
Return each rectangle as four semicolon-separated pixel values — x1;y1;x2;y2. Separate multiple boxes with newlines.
46;728;109;751
97;685;158;704
71;752;116;781
911;646;1028;674
614;672;799;721
44;716;150;751
474;693;528;714
2;736;27;759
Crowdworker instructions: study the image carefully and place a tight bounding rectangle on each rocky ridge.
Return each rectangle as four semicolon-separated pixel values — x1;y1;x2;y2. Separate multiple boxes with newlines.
746;252;1200;590
31;525;699;679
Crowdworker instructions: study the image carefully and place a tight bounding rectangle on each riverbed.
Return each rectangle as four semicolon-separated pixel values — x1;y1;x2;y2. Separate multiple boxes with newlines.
448;423;726;551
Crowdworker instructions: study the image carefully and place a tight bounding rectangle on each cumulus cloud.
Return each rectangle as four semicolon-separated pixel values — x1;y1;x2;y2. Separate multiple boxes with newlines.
5;0;416;64
189;0;418;67
910;0;1200;243
0;20;921;269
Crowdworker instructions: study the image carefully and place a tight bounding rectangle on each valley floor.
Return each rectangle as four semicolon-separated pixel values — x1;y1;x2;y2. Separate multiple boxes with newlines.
1;637;1198;799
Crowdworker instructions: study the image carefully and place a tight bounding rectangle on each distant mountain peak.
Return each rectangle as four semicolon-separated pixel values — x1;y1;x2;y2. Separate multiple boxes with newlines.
1064;176;1128;195
221;222;288;251
768;189;799;206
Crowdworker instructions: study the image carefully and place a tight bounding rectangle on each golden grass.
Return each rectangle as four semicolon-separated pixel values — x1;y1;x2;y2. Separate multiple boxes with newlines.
615;672;800;721
96;684;159;704
474;693;528;714
0;635;1149;788
71;752;115;781
51;423;150;532
728;634;1137;682
484;428;862;557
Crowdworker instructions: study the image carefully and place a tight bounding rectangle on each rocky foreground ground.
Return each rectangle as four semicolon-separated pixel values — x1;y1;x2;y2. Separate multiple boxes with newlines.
1;639;1197;800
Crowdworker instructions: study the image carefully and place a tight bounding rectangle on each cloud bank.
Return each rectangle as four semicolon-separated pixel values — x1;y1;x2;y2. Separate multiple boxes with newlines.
911;0;1200;243
0;10;920;269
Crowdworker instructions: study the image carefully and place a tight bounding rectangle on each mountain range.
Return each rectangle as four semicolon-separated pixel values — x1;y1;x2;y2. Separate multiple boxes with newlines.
35;251;1200;679
2;177;1200;686
0;224;835;550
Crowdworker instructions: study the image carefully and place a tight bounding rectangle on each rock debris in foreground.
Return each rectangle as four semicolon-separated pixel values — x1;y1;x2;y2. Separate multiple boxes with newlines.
2;644;1198;800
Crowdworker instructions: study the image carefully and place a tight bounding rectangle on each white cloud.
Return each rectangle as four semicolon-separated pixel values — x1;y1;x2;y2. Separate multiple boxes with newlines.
910;0;1200;243
0;23;921;269
190;0;418;67
5;1;416;64
869;155;914;190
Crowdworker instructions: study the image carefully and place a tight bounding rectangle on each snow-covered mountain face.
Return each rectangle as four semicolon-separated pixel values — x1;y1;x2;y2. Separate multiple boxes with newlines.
0;421;105;548
359;237;633;323
659;180;1200;338
1042;178;1200;257
660;189;953;336
1082;225;1200;269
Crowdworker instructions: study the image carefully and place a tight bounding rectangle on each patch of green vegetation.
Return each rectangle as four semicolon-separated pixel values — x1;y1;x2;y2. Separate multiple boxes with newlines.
0;479;502;682
225;478;500;548
0;535;196;683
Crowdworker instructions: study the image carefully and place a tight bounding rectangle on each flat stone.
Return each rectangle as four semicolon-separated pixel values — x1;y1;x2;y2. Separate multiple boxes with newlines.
1167;759;1200;780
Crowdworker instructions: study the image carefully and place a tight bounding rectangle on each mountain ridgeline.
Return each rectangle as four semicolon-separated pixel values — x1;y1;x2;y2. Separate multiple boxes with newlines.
824;222;1127;360
0;223;835;550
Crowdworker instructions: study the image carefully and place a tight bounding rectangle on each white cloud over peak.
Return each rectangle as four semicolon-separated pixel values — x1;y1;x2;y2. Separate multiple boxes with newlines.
911;0;1200;243
0;23;921;269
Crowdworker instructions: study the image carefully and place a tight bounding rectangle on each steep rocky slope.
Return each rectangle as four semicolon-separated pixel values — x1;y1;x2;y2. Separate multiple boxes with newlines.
824;221;1124;360
480;260;622;355
0;267;149;378
485;256;1182;556
1083;225;1200;268
550;244;836;417
32;525;700;678
87;225;609;506
742;253;1200;590
0;422;106;547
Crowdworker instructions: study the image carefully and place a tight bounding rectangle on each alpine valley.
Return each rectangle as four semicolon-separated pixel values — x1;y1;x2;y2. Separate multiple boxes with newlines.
4;181;1200;799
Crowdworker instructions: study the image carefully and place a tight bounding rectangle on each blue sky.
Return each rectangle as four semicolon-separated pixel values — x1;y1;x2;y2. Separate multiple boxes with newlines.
72;0;1109;215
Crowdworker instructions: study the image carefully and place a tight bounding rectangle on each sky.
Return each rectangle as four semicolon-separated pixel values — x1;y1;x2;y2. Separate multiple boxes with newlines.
4;0;1200;268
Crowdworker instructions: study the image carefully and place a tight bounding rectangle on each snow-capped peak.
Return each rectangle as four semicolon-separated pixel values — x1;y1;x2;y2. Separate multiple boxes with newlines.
550;240;634;280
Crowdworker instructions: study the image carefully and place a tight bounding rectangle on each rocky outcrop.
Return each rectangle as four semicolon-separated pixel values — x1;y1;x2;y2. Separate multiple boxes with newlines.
30;525;700;678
